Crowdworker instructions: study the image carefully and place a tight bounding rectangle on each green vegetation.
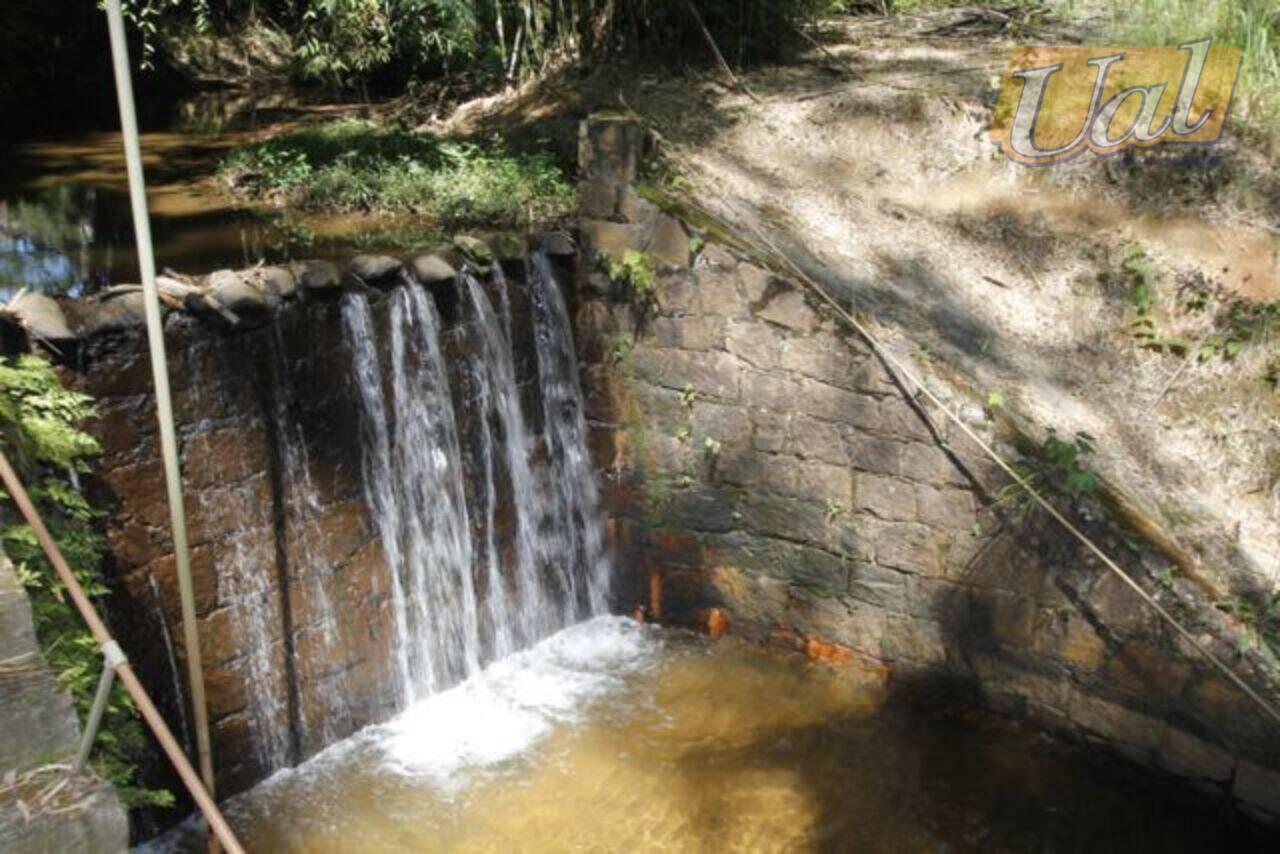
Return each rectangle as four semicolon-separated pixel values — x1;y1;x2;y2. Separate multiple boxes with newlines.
0;356;169;807
603;249;659;312
998;428;1100;519
221;119;573;228
1109;0;1280;136
1120;247;1189;355
1110;245;1279;379
122;0;828;88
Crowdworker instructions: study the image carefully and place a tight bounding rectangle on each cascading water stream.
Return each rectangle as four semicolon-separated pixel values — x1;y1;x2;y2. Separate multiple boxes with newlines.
341;257;610;716
343;283;480;705
527;252;611;619
266;328;351;745
463;272;556;656
340;294;414;701
215;482;290;772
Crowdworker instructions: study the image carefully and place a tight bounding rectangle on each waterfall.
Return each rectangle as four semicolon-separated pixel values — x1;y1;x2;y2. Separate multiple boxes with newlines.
215;483;290;772
339;256;609;714
343;285;479;705
267;328;351;746
527;253;611;619
463;272;555;656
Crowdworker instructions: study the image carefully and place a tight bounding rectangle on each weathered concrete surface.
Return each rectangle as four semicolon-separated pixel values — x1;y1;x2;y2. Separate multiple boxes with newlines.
0;550;129;851
571;118;1280;822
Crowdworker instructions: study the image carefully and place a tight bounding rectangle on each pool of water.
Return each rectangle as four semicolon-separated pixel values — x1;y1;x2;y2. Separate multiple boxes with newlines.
144;616;1273;853
0;94;423;301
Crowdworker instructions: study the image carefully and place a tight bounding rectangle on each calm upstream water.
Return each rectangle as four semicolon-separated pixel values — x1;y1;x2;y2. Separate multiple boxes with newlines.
145;616;1272;853
0;93;411;301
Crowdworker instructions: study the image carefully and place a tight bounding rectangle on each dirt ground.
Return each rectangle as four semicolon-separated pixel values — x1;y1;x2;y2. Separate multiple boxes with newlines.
452;8;1278;616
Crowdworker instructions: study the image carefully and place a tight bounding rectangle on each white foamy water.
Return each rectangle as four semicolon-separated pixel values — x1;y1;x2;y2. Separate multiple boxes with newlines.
374;615;659;786
137;616;659;853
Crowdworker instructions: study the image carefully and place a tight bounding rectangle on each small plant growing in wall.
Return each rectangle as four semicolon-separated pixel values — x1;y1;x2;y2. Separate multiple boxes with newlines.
998;428;1101;521
603;249;659;315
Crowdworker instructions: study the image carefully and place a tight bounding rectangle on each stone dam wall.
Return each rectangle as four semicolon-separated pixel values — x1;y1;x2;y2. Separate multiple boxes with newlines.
570;120;1280;822
26;242;579;800
2;117;1277;832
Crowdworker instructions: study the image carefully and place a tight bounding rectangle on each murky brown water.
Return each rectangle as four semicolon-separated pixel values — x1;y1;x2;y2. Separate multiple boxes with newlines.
0;94;421;300
146;617;1273;853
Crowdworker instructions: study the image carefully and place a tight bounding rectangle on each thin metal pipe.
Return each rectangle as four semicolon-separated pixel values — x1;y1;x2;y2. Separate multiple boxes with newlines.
74;640;124;773
102;0;216;800
0;452;246;854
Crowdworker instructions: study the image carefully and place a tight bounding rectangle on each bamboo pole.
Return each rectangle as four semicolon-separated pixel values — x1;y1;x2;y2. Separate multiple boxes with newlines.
102;0;217;809
0;453;246;854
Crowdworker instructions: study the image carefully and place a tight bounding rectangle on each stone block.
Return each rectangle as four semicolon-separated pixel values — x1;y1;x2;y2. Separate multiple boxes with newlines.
580;220;641;261
846;561;910;612
738;492;828;542
915;483;975;531
797;378;880;430
853;472;917;522
864;518;940;575
1104;639;1192;703
578;118;644;183
646;214;689;269
881;615;947;664
752;411;791;453
1233;760;1280;815
738;263;772;304
792;459;852;504
742;369;802;413
657;271;699;315
899;442;959;484
578;178;625;219
789;415;846;465
847;433;904;476
1157;727;1235;782
1067;691;1162;760
724;319;782;369
698;269;750;319
691;400;753;451
779;333;859;390
756;290;816;332
630;348;742;402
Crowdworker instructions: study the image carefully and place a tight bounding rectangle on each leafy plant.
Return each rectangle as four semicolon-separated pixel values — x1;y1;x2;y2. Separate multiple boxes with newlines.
1119;247;1188;355
998;428;1100;519
1199;300;1280;362
0;355;169;807
605;249;658;312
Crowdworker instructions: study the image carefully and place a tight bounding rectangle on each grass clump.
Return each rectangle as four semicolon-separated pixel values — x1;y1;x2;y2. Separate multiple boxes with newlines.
0;355;171;807
221;119;573;229
1104;0;1280;138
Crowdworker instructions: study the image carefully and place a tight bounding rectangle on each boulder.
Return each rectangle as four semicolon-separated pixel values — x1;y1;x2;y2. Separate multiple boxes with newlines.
349;254;403;285
411;254;457;285
205;270;272;325
155;276;202;308
293;260;342;292
81;291;150;336
247;266;298;303
481;232;527;262
8;292;74;343
452;235;494;266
